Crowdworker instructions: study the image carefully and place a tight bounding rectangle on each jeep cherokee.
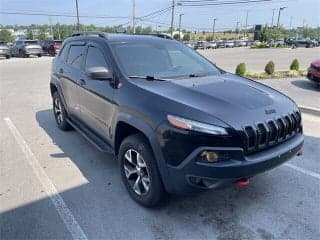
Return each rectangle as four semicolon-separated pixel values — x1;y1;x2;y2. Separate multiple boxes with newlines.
50;32;304;207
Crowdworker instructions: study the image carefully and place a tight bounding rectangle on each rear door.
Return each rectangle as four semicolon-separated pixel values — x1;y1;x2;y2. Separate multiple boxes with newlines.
77;42;115;142
58;42;86;120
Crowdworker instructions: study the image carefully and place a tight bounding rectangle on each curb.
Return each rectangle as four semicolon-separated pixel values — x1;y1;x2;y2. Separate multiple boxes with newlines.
299;106;320;117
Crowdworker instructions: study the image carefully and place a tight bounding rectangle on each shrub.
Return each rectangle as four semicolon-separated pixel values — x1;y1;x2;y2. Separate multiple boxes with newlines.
236;63;246;76
265;61;275;75
290;59;300;71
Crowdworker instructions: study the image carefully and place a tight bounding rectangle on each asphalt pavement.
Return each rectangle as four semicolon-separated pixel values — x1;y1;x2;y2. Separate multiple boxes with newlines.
1;56;319;240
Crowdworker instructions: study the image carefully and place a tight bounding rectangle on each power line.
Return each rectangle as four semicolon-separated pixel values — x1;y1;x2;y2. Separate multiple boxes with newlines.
178;0;275;6
0;11;131;19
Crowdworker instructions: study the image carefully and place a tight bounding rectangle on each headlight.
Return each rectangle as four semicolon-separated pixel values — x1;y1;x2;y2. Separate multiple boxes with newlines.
167;115;228;136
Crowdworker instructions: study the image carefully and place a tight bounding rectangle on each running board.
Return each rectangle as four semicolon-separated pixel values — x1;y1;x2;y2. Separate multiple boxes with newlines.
66;118;114;154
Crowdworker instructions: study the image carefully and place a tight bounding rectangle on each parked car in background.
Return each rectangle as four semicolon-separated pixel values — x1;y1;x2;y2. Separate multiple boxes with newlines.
11;40;43;58
307;59;320;86
195;41;208;50
234;40;246;47
41;39;63;56
0;41;11;59
293;39;315;48
209;41;217;49
225;41;234;48
217;41;226;48
245;40;255;46
275;39;285;47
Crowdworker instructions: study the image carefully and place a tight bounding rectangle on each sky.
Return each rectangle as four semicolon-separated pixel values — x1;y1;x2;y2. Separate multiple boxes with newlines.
0;0;319;31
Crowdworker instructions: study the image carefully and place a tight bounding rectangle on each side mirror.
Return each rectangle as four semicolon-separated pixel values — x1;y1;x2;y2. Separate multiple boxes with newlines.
86;67;112;80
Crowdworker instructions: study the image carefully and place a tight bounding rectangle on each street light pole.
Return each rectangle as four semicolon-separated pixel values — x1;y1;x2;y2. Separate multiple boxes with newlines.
170;0;175;37
132;0;136;34
212;18;217;40
178;13;184;41
244;10;249;39
236;21;240;40
277;7;287;27
271;8;276;26
75;0;80;31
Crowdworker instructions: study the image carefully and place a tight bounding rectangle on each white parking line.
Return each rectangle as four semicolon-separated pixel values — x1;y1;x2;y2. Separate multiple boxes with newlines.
4;117;88;240
284;163;320;180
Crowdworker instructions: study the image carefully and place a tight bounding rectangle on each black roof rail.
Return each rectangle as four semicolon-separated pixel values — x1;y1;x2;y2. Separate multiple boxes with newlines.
134;33;174;40
71;31;108;39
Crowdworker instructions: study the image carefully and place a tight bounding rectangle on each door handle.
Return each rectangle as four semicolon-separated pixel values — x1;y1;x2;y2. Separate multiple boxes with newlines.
79;79;86;86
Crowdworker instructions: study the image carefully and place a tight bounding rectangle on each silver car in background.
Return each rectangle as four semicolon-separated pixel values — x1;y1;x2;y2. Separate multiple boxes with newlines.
11;40;43;58
0;41;11;59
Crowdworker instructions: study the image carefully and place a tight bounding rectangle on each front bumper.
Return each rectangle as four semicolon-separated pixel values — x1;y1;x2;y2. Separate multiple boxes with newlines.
307;68;320;82
25;49;43;55
165;133;303;194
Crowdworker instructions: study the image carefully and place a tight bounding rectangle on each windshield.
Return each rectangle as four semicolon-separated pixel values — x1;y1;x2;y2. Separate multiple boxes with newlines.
25;41;39;45
111;40;221;79
54;40;62;44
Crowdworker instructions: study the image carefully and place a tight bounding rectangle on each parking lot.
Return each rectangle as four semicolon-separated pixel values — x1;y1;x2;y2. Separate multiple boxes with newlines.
201;47;320;72
0;55;319;240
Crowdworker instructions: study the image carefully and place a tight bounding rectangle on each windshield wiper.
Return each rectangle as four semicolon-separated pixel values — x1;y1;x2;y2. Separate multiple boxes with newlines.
189;73;209;78
128;75;166;81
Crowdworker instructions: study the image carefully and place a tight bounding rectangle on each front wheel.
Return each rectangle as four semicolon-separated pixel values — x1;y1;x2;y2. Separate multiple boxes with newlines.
119;134;167;207
52;91;72;131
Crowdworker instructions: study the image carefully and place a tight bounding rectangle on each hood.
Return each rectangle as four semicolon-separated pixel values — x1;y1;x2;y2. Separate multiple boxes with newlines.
131;73;298;129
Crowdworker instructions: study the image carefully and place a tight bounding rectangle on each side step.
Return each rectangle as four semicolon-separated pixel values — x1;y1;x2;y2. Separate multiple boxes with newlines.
67;118;114;154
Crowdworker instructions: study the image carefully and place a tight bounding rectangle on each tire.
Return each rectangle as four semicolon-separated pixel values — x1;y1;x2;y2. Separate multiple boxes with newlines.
119;134;167;207
38;54;42;57
19;50;25;58
52;91;72;131
5;55;10;59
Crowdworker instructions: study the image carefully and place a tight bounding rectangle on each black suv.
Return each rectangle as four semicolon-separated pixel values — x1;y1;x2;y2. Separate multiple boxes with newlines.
50;32;304;207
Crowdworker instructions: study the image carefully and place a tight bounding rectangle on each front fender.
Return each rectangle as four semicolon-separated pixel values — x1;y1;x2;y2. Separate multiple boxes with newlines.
115;112;175;193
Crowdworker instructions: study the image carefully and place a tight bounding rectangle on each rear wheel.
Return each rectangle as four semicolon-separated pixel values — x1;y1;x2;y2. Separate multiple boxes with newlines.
5;55;10;59
52;91;72;131
119;134;167;207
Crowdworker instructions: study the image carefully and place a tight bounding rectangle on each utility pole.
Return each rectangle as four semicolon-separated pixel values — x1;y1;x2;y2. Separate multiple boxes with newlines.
132;0;136;34
212;18;217;40
289;16;293;30
170;0;175;37
75;0;80;31
244;10;249;39
178;14;184;41
271;8;276;27
49;16;53;39
236;21;240;40
277;7;287;27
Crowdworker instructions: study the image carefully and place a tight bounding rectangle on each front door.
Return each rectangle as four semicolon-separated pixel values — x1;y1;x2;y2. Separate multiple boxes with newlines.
78;43;115;143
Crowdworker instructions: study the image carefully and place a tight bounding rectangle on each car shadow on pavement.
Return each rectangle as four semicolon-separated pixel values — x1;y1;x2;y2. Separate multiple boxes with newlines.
291;80;320;91
1;109;318;239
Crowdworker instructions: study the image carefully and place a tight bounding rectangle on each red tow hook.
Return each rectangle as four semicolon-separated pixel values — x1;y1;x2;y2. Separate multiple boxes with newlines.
236;178;250;187
296;149;303;156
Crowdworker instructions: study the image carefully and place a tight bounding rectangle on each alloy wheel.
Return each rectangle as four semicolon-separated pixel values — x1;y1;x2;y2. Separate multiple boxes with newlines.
54;97;63;124
123;149;150;195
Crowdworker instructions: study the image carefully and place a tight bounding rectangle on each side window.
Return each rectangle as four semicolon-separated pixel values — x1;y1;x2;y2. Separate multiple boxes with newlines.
66;45;85;69
59;44;69;61
85;46;107;71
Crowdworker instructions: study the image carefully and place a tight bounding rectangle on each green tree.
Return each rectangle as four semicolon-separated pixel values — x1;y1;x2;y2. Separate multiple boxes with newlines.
182;34;190;41
0;29;14;42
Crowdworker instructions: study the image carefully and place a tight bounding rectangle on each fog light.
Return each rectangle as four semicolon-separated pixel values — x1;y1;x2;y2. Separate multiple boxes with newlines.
201;151;219;163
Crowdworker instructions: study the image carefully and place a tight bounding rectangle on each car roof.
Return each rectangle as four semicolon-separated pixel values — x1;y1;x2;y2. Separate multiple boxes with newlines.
65;33;174;44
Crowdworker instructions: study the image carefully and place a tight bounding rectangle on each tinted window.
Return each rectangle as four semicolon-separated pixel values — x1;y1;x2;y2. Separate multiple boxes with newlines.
25;40;39;45
59;44;69;61
66;45;85;69
85;46;107;71
112;41;220;78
